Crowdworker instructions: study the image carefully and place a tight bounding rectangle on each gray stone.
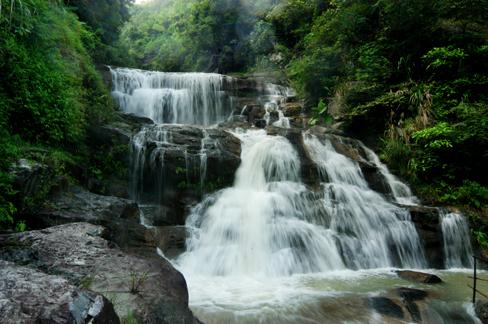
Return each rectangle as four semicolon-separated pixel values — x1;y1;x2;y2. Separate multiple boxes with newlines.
31;187;146;249
0;223;199;324
0;260;119;324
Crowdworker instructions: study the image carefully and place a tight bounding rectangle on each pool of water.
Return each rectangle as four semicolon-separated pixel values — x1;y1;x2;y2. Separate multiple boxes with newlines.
179;268;483;323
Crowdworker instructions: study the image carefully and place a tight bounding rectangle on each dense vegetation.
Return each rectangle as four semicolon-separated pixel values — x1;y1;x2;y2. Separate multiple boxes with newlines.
120;0;280;73
0;0;132;230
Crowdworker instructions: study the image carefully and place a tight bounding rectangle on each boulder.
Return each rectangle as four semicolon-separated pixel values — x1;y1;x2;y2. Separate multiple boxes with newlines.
132;125;241;225
396;270;443;284
0;223;199;324
393;287;428;322
31;187;146;249
407;205;443;268
281;102;302;117
368;297;404;320
242;104;266;123
149;226;188;259
0;260;119;324
254;119;267;128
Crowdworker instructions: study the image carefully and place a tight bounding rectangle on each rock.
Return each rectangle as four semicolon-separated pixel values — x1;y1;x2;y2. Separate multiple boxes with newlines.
368;297;404;320
267;127;321;188
396;270;443;284
0;223;199;324
0;260;120;324
242;104;266;123
148;226;188;259
476;300;488;324
407;205;443;268
132;125;241;225
395;287;428;301
85;111;155;198
31;187;146;249
254;119;267;128
281;102;302;117
393;287;428;322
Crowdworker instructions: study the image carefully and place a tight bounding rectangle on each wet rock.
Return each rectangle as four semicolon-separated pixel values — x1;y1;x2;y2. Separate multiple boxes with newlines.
0;260;120;324
130;125;241;225
85;111;155;198
476;300;488;324
368;297;404;320
242;104;266;123
395;287;428;301
281;102;302;117
149;226;188;259
254;119;267;128
0;223;199;324
394;287;428;322
31;187;146;249
267;127;321;189
396;270;443;284
407;205;443;268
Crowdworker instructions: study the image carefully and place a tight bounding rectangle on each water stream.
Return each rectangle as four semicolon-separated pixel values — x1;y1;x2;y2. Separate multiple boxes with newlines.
110;68;477;323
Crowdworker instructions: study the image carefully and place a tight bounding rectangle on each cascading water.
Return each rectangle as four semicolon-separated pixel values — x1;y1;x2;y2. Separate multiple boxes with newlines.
303;134;426;269
362;145;419;205
110;67;235;125
177;131;426;276
112;67;478;323
440;210;473;268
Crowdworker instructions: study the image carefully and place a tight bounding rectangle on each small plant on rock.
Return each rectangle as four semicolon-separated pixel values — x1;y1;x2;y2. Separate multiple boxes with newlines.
129;271;148;294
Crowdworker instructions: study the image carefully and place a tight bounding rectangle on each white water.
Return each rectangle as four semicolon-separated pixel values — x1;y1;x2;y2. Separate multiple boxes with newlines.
362;144;419;205
177;130;426;277
302;133;426;269
440;210;474;268
110;67;234;125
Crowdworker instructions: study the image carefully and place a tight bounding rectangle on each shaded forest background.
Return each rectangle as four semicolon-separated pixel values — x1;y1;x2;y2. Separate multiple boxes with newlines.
0;0;486;245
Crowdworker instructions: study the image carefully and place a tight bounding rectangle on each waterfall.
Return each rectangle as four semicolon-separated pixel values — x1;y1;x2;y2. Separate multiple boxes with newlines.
110;67;235;125
440;210;473;268
303;134;426;269
362;145;419;205
177;130;426;276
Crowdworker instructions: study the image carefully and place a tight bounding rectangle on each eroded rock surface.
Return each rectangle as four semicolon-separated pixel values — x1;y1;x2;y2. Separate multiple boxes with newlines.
0;223;199;324
0;260;119;324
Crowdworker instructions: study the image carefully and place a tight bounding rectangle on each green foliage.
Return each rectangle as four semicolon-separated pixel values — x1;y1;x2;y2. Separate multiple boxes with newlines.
0;0;126;230
120;0;284;72
0;173;17;228
15;221;27;232
473;230;488;250
440;181;488;209
309;99;333;126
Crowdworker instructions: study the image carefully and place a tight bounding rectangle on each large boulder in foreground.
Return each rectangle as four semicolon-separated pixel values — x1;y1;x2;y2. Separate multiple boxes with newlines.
0;260;119;324
0;223;199;324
